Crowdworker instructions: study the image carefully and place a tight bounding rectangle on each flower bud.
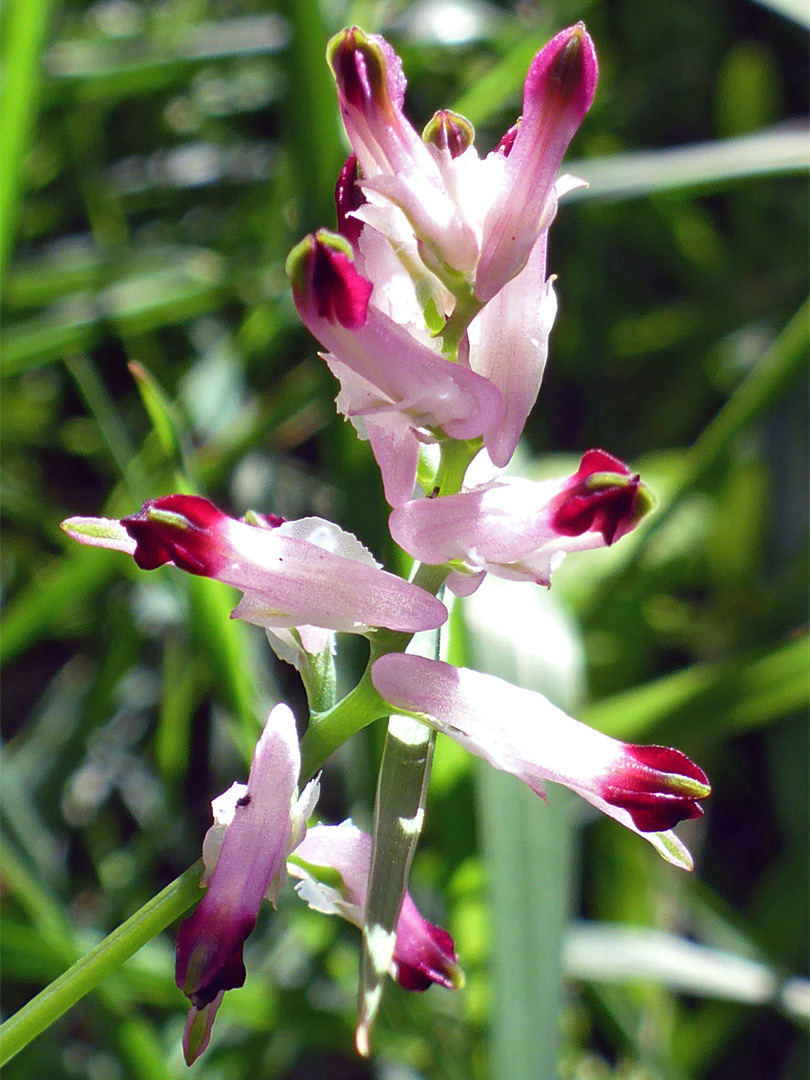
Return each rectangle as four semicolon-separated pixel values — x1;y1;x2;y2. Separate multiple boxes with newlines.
286;230;372;330
422;110;475;158
335;153;365;246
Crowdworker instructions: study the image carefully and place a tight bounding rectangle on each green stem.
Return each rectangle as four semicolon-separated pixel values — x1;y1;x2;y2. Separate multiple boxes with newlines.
300;673;389;783
0;861;203;1066
300;641;338;715
439;288;484;359
433;437;481;495
298;439;477;782
357;715;436;1056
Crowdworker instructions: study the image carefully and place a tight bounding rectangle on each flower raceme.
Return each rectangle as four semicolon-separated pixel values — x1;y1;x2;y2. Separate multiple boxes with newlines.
178;710;460;1064
371;655;710;870
61;494;447;643
288;23;599;504
389;449;655;594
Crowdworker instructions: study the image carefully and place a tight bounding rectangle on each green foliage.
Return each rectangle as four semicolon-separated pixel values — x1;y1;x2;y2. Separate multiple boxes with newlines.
1;1;807;1078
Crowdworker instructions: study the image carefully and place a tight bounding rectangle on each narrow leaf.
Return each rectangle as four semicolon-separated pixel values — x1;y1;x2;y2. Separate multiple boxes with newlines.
567;126;810;201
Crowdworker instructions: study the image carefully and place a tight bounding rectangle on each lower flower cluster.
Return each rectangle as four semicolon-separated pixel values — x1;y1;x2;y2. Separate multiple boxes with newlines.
61;18;710;1065
173;705;460;1064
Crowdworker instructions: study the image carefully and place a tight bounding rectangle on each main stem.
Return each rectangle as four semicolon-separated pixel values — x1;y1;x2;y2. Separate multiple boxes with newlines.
0;862;204;1066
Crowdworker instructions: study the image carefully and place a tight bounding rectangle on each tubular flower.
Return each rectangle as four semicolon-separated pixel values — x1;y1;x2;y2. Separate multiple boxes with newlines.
475;24;598;301
290;822;463;992
388;449;655;594
286;230;504;506
371;655;710;869
61;493;447;637
175;703;319;1064
327;26;479;278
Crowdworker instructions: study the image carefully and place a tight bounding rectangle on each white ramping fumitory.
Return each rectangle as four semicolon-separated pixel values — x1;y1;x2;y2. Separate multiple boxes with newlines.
371;655;710;870
175;702;319;1065
47;16;715;1069
61;494;448;642
389;449;656;595
289;822;463;992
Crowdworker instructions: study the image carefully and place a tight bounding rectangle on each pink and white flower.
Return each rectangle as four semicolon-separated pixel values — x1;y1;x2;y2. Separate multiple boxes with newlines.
388;449;655;594
290;822;463;992
475;24;599;302
61;494;448;641
175;703;319;1064
371;655;710;869
286;231;504;506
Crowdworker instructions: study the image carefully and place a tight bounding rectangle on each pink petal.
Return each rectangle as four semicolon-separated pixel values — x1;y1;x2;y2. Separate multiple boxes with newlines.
291;823;463;990
175;703;300;1007
470;232;556;467
371;656;709;865
289;232;503;444
388;452;654;587
476;24;598;301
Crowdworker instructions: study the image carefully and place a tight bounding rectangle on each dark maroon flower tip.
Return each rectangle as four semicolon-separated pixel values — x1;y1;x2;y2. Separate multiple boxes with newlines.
527;23;598;121
601;789;705;833
328;27;390;113
600;744;711;833
551;449;652;545
394;921;461;992
258;512;285;528
335;153;366;246
627;743;710;786
549;24;589;99
175;906;255;1007
422;110;475;158
494;119;521;157
122;494;227;574
577;448;631;478
309;232;373;329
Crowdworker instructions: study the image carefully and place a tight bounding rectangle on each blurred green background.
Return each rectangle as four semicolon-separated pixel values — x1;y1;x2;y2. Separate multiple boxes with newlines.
1;0;808;1077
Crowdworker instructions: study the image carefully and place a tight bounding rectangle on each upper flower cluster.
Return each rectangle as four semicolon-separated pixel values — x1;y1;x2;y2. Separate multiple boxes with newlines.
288;23;598;506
